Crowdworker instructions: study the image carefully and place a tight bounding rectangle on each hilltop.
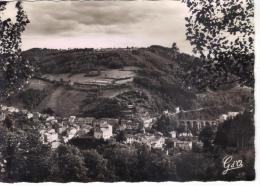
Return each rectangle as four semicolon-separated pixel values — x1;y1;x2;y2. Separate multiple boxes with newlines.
4;46;252;119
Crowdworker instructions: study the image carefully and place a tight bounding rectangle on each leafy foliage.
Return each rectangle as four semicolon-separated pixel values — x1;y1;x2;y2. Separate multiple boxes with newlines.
82;149;111;181
170;42;180;60
153;114;176;136
175;152;216;181
100;143;177;181
0;1;32;98
214;111;254;149
48;144;88;182
82;98;123;119
183;0;254;88
199;125;215;152
0;126;51;182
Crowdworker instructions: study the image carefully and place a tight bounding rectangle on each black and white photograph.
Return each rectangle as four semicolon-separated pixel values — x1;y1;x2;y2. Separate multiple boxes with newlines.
0;0;258;183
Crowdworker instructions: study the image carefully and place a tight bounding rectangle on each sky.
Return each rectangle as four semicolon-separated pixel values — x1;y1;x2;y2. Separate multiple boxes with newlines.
4;0;193;54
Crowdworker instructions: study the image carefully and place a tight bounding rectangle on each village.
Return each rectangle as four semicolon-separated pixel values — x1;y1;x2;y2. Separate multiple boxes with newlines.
0;104;240;155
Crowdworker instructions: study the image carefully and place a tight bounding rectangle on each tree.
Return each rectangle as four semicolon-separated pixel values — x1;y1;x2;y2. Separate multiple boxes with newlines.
175;152;221;181
170;42;180;60
0;127;51;182
48;144;88;182
82;149;111;181
183;0;254;89
135;144;177;181
116;131;127;142
199;125;214;152
214;112;254;149
3;115;13;130
154;114;176;136
102;144;139;181
42;107;55;116
0;1;32;98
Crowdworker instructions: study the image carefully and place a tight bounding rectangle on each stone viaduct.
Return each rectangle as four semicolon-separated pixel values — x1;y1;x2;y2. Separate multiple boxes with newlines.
176;119;220;131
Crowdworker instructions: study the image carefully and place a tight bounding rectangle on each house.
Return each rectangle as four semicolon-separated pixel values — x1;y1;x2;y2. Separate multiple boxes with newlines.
139;135;165;149
121;119;132;127
127;104;135;109
40;114;48;120
67;80;74;86
61;118;70;126
174;140;192;151
69;116;76;123
228;112;239;118
63;127;78;143
175;107;180;113
44;129;59;143
67;128;78;139
94;128;103;139
75;127;92;138
143;118;154;128
46;116;56;122
121;110;133;119
32;112;41;121
218;114;228;122
21;109;28;114
178;131;193;140
150;136;165;149
6;107;19;113
125;135;135;144
103;118;119;126
120;119;139;130
0;112;6;122
27;113;33;119
71;124;80;131
163;110;169;114
94;123;113;140
118;123;127;131
39;129;46;142
94;118;118;128
93;119;105;126
76;117;94;126
124;134;143;144
57;126;67;134
169;131;177;138
51;141;61;149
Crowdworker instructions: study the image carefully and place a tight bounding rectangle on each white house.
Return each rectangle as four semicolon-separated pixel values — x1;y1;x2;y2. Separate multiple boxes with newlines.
94;123;113;140
170;131;177;138
69;116;76;123
67;128;78;139
125;135;135;144
228;112;239;118
163;110;169;114
27;113;33;119
179;131;193;138
6;107;19;113
51;141;61;149
44;129;59;143
150;137;165;149
63;127;78;143
46;116;56;122
219;114;228;122
142;135;165;149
